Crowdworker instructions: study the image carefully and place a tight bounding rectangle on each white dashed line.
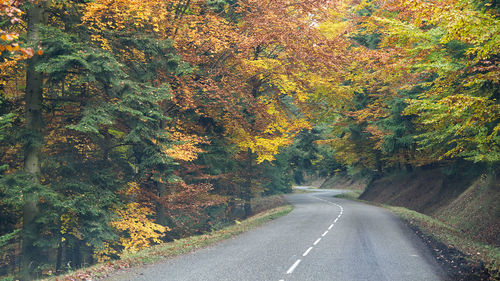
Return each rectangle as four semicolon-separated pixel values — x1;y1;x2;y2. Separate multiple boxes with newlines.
279;195;345;281
303;247;313;257
286;259;302;274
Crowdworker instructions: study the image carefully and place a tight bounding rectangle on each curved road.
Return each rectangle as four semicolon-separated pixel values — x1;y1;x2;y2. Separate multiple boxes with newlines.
107;188;447;281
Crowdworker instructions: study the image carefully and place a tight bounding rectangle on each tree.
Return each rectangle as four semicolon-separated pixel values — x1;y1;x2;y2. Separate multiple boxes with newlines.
372;0;500;164
19;1;52;279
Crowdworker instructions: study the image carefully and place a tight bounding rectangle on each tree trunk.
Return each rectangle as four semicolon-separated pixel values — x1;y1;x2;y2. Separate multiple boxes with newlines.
243;149;253;218
243;197;252;218
71;240;81;269
20;1;48;280
156;182;168;226
55;240;63;274
156;116;170;226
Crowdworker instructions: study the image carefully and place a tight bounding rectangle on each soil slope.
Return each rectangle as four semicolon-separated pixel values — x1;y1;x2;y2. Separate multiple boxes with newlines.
360;167;499;247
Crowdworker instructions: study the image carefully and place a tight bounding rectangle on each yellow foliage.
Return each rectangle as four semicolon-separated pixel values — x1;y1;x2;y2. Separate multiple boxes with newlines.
163;131;209;162
318;21;349;39
93;242;119;262
60;213;82;240
111;203;169;254
227;97;311;163
124;182;140;196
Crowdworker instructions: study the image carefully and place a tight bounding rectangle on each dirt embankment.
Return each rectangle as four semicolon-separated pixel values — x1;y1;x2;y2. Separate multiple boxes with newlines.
360;167;499;247
319;172;368;190
301;174;327;188
358;166;499;280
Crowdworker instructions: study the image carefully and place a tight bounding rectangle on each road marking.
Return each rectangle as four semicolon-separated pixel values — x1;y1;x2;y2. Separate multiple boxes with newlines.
286;259;302;274
303;247;313;256
279;195;345;280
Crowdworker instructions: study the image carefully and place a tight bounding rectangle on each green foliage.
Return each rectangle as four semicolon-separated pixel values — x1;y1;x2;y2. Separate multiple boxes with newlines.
0;100;13;173
0;230;19;248
261;151;293;195
405;95;499;163
377;0;500;164
283;127;341;183
1;2;192;276
206;0;241;22
351;31;381;50
0;102;13;143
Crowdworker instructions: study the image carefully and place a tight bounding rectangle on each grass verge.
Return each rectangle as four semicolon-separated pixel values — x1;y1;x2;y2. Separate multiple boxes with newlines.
47;204;293;281
387;206;499;280
333;190;363;200
334;192;499;280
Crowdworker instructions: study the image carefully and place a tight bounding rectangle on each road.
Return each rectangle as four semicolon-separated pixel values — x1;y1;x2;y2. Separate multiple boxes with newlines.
107;188;447;281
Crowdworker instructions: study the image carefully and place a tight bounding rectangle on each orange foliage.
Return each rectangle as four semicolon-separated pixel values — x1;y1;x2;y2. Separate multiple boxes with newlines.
164;130;209;162
0;0;35;86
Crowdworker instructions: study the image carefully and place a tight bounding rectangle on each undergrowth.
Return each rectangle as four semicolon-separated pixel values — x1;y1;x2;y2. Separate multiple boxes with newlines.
44;205;293;281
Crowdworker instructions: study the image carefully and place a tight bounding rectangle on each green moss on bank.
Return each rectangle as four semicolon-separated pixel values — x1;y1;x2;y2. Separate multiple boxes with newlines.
387;205;500;278
334;190;363;200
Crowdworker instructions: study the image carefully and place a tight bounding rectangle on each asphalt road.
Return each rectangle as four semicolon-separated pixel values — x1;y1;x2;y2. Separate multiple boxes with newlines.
107;188;447;281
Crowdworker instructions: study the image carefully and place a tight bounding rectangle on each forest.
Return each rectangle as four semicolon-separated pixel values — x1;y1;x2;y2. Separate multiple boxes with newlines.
0;0;498;280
